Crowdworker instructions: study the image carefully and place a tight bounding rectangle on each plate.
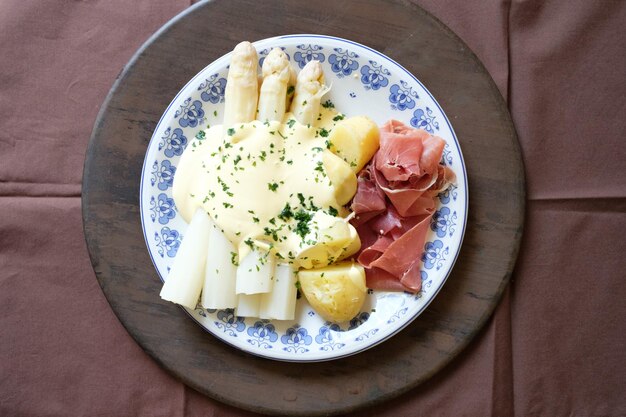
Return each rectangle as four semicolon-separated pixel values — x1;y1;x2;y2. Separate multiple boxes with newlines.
139;34;467;361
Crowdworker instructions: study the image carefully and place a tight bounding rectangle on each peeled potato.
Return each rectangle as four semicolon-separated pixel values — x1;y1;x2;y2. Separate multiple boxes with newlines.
296;213;354;269
328;116;380;172
337;223;361;261
298;262;367;323
323;150;357;205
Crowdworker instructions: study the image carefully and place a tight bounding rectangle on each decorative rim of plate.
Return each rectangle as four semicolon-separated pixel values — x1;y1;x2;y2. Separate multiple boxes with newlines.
139;34;468;362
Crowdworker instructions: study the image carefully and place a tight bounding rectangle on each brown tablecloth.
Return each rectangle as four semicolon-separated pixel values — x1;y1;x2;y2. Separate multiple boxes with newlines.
1;1;624;416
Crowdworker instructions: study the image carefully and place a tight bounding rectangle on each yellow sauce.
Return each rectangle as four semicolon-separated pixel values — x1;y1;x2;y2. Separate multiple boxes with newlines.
173;109;351;263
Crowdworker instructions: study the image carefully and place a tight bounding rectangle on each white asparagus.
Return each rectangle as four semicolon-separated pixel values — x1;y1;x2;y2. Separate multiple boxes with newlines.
223;41;259;128
285;65;297;110
201;223;238;309
160;208;212;309
257;48;291;122
235;248;275;295
259;264;298;320
236;294;261;317
290;60;329;126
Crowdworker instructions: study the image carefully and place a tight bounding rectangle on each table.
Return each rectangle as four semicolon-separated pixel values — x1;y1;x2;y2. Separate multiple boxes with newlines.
1;1;624;416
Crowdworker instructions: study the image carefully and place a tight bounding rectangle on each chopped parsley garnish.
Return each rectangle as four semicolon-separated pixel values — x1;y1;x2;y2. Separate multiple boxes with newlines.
268;182;279;192
233;155;242;165
278;203;293;221
287;85;295;95
287;119;296;128
263;227;279;241
325;139;333;149
244;238;254;250
223;202;233;209
294;209;312;239
314;161;324;173
318;127;330;137
213;110;218;117
230;251;238;266
227;128;235;136
322;100;335;109
297;193;306;206
259;150;267;161
252;216;260;223
328;206;338;216
333;114;344;121
195;130;206;140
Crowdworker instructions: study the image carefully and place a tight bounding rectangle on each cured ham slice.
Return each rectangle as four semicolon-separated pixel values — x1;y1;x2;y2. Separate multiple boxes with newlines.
350;120;454;292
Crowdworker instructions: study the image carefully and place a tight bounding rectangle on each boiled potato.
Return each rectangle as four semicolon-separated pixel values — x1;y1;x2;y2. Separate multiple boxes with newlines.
328;116;380;172
323;150;357;205
298;261;367;323
296;212;355;269
337;222;361;261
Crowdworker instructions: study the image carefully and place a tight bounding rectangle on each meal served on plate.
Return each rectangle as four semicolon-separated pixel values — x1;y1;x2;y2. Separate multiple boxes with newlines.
159;41;455;324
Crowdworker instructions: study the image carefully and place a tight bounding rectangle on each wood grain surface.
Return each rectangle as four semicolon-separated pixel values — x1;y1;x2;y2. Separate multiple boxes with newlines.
82;0;525;415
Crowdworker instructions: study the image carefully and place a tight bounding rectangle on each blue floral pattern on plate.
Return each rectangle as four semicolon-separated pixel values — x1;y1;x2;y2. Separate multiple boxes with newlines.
410;107;439;133
140;35;467;362
175;97;205;128
328;48;359;77
389;80;419;111
149;193;176;225
197;74;227;104
294;44;325;68
360;60;390;90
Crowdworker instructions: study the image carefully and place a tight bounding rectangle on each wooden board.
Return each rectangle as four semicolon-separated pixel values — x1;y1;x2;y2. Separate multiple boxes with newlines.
82;0;524;415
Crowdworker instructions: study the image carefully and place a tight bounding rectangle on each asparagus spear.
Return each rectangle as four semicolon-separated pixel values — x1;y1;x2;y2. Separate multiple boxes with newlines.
257;48;291;122
290;60;328;126
223;41;259;128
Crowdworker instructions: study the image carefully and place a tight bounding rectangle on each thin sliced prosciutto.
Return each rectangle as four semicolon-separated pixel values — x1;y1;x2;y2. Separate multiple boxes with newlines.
350;120;455;292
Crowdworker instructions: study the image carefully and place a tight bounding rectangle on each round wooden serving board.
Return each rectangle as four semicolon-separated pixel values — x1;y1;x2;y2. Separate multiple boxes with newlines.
82;0;525;415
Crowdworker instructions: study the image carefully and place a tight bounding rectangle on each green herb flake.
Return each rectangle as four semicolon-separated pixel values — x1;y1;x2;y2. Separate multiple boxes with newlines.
286;119;296;128
227;128;235;136
333;114;345;121
268;182;279;192
195;130;206;140
328;206;338;216
294;209;312;239
322;100;335;109
278;203;293;221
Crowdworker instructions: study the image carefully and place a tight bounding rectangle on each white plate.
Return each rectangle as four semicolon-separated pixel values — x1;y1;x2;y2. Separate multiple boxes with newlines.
140;34;468;362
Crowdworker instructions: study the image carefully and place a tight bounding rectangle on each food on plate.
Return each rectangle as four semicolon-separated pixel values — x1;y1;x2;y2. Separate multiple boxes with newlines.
162;41;376;322
159;40;455;324
327;116;380;173
159;208;213;309
350;120;455;292
298;262;367;323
